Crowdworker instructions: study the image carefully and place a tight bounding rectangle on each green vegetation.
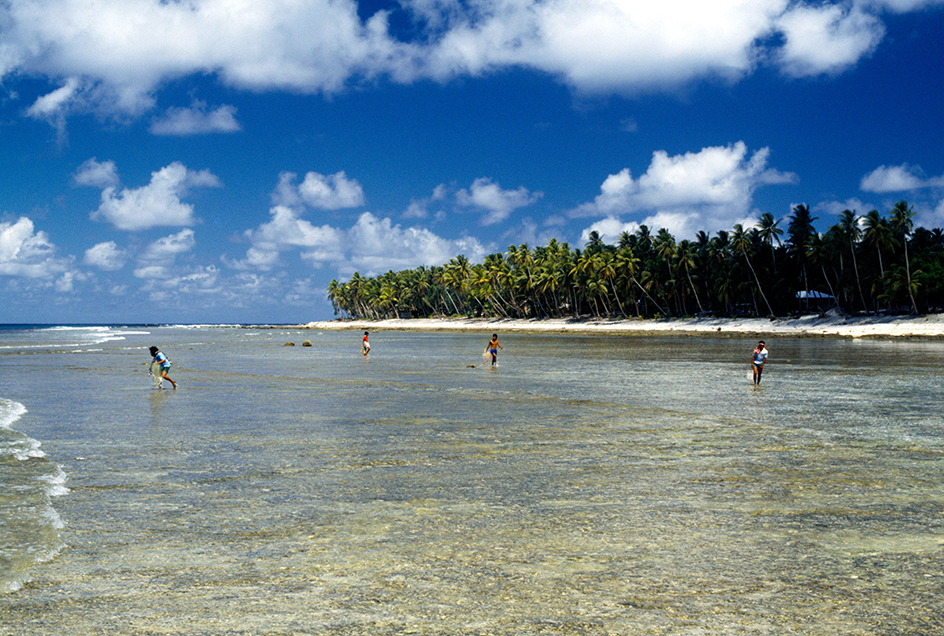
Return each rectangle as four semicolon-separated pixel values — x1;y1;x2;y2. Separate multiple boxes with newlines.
327;201;944;320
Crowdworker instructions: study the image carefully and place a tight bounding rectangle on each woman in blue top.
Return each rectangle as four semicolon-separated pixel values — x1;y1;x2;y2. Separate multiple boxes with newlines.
149;346;177;390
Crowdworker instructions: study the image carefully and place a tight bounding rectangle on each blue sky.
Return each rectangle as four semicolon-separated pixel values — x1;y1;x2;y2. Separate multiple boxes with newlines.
2;0;944;324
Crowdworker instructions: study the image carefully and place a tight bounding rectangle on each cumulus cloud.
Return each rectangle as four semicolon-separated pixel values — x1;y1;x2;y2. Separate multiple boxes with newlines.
402;184;448;220
73;158;120;189
860;164;944;192
876;0;944;10
235;205;346;271
150;101;241;135
859;163;944;229
25;76;82;141
814;197;873;218
272;171;366;210
54;270;77;293
775;4;885;77
90;161;222;231
456;178;542;225
0;0;927;122
343;212;487;275
1;0;395;119
84;241;128;271
580;217;641;245
133;228;196;279
572;142;796;238
234;204;487;277
298;171;366;210
142;228;197;260
0;217;72;279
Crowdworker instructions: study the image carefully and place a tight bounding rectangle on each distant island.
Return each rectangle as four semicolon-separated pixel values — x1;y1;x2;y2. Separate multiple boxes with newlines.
326;202;943;326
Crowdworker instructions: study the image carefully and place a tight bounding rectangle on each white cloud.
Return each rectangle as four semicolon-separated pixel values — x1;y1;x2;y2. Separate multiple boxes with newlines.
133;228;196;279
0;217;71;279
231;205;346;271
572;142;795;237
25;76;82;141
150;101;241;135
580;217;641;245
775;4;884;77
860;164;943;192
136;263;224;305
298;171;366;210
142;228;196;260
55;270;77;293
91;161;222;231
343;212;487;275
927;199;944;228
402;184;448;220
456;177;542;225
402;200;431;219
1;0;392;118
73;158;120;189
858;164;944;229
235;203;487;277
25;77;81;119
814;197;873;217
0;0;924;122
84;241;128;271
132;265;167;280
871;0;944;10
272;171;365;210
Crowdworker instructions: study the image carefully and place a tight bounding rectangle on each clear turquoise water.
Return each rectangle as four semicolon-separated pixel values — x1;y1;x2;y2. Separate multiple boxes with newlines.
1;325;942;634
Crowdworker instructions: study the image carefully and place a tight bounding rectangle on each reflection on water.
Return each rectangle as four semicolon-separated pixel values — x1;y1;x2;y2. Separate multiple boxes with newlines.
1;327;942;634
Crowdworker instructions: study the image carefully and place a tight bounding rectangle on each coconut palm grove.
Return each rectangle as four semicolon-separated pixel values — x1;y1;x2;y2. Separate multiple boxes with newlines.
327;201;942;320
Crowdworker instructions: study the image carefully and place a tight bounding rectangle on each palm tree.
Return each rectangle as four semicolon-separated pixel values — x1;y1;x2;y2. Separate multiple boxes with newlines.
837;209;867;313
733;223;773;316
862;209;892;310
889;200;918;313
617;231;633;250
787;204;817;300
806;232;840;312
327;279;343;316
757;212;783;274
596;250;626;316
676;239;706;314
614;247;641;316
378;283;399;318
585;230;605;253
615;245;667;316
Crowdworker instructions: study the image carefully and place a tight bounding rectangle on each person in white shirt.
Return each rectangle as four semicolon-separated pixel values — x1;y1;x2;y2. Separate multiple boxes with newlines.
751;340;768;386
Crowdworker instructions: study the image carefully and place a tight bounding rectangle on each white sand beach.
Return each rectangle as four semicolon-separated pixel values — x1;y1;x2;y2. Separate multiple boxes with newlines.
299;312;944;338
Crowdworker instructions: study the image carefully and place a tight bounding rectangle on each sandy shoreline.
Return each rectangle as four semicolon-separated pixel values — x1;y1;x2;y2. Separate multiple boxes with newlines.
294;312;944;339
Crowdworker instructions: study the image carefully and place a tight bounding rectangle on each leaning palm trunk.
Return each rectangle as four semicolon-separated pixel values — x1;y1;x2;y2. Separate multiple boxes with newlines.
686;269;706;314
850;240;867;313
608;279;627;316
742;250;773;316
632;276;668;316
903;239;918;314
820;264;841;314
488;294;510;317
874;245;886;311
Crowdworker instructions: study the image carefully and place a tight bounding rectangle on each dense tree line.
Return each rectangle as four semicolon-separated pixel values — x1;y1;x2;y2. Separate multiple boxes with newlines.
327;201;944;320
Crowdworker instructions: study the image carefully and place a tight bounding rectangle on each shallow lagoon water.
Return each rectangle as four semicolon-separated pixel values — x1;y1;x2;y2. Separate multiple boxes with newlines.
1;326;943;635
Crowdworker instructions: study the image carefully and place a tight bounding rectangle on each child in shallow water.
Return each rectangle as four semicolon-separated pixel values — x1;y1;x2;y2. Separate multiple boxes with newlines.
487;333;503;366
149;346;177;389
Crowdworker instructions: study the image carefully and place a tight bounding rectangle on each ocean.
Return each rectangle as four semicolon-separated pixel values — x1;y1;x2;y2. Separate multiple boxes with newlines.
0;324;942;635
